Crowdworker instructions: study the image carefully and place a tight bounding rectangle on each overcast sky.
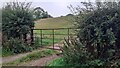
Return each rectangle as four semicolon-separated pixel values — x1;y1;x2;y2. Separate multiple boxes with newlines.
31;2;83;17
0;0;114;17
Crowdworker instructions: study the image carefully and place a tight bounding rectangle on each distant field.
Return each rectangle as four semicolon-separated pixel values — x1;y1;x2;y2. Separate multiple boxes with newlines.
34;16;74;29
34;16;75;46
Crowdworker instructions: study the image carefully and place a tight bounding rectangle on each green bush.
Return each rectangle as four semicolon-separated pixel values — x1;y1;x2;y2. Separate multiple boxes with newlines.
47;58;65;66
62;2;120;67
47;57;81;68
3;38;33;54
86;59;104;66
2;2;34;39
2;47;13;57
62;38;93;67
2;2;35;56
76;2;120;62
62;38;89;64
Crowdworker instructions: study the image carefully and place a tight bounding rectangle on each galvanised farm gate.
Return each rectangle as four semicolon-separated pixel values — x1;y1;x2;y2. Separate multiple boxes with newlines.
32;28;77;49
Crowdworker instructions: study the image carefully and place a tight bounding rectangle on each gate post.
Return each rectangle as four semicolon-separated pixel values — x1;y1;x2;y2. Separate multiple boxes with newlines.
31;28;34;44
52;29;54;49
68;28;70;42
40;29;42;46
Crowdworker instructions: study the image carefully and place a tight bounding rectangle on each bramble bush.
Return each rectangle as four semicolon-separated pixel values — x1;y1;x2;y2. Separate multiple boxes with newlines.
62;2;120;67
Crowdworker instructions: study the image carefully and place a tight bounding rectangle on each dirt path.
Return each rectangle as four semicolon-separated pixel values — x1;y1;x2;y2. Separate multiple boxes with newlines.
2;52;30;63
19;54;60;66
2;43;63;66
2;43;63;63
2;48;46;63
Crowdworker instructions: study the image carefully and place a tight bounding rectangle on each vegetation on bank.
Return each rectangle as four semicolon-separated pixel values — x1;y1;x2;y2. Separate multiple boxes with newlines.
47;57;65;66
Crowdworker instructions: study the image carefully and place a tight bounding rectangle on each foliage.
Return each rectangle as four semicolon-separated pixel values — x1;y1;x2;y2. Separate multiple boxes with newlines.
2;38;33;54
66;14;74;16
47;57;93;68
2;2;34;39
2;2;35;55
47;58;65;66
62;38;116;67
33;7;52;20
62;38;87;64
62;1;120;67
75;2;120;61
86;59;104;66
47;57;80;68
2;47;13;57
62;38;92;67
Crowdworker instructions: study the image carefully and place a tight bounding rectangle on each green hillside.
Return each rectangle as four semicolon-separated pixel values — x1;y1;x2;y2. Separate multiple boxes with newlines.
34;16;74;29
33;16;75;46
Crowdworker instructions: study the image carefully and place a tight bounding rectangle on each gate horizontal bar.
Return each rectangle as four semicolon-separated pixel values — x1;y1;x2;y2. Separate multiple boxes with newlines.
33;28;78;30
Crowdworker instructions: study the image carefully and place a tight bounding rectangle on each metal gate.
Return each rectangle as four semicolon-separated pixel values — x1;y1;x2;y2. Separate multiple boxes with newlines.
32;28;77;49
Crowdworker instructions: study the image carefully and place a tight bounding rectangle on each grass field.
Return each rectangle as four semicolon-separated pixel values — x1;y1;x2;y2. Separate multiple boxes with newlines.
34;16;74;29
34;16;75;46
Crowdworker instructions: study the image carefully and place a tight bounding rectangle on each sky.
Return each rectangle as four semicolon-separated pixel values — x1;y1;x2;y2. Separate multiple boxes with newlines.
31;2;82;17
0;0;115;17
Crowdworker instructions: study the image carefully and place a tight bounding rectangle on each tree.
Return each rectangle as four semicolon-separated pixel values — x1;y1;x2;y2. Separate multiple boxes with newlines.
33;7;52;20
66;14;74;16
